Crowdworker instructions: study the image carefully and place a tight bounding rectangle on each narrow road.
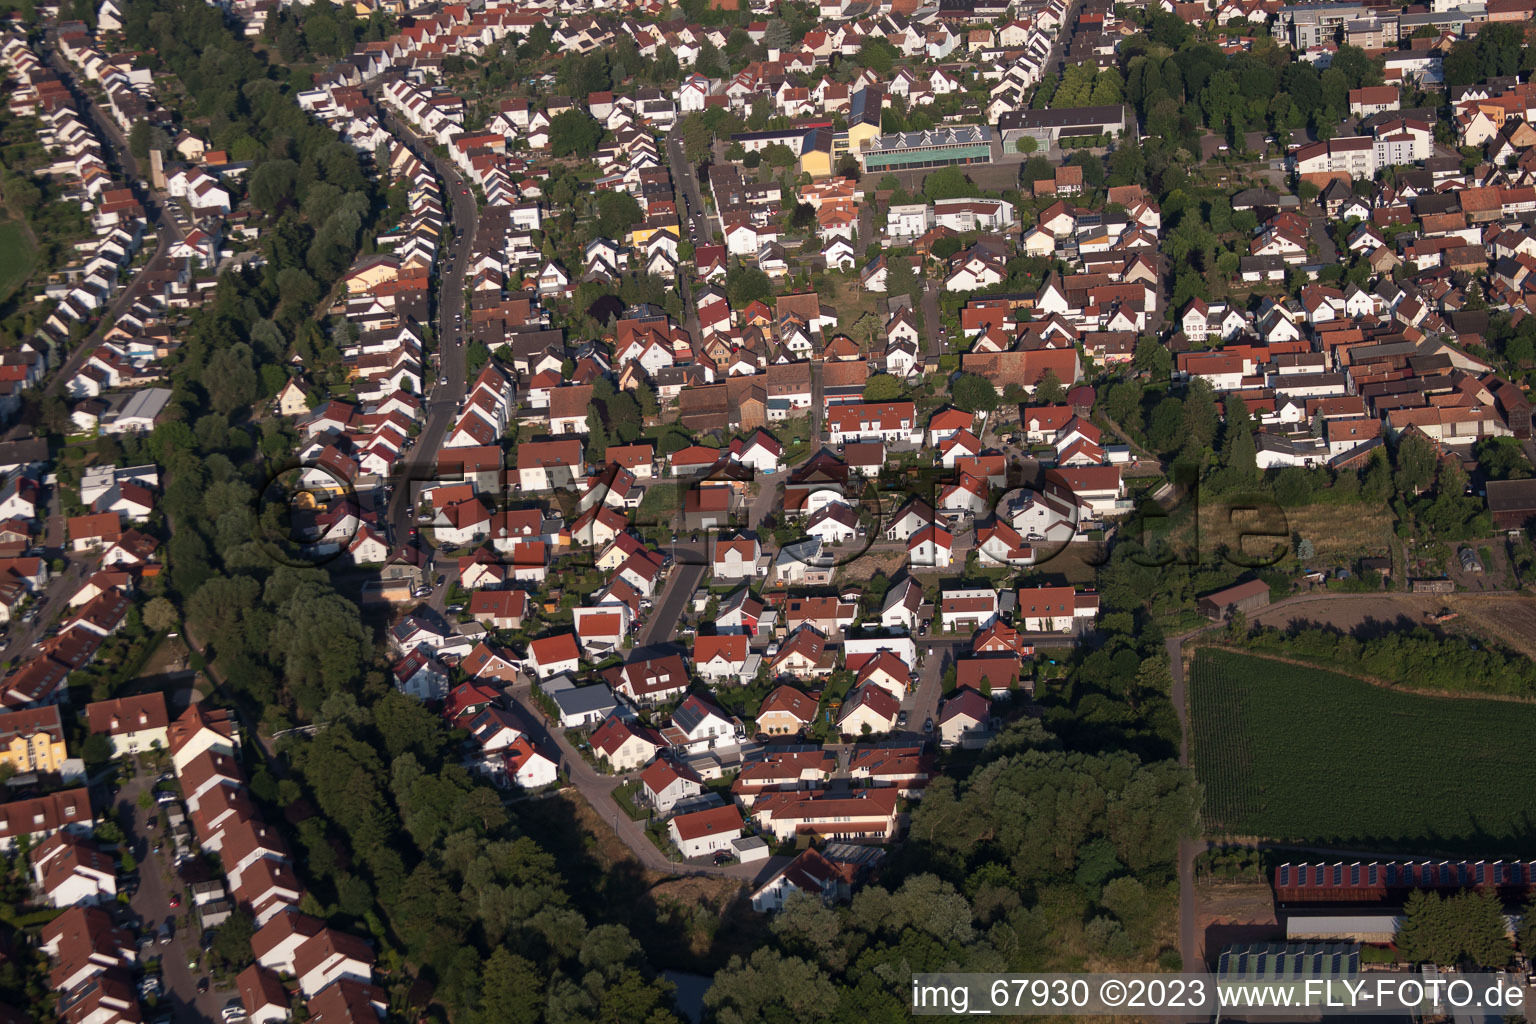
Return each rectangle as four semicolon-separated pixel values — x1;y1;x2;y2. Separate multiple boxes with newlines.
638;560;705;647
372;98;478;547
38;28;182;398
921;281;942;360
1307;212;1339;265
0;559;85;666
666;133;713;246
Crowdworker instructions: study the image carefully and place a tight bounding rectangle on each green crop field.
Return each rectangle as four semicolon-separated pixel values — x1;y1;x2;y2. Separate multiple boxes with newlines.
0;219;37;305
1189;648;1536;851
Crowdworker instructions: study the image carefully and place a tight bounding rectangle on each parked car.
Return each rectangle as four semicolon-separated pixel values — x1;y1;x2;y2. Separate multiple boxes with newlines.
923;717;934;733
197;977;210;995
157;923;173;946
896;710;909;727
168;893;181;909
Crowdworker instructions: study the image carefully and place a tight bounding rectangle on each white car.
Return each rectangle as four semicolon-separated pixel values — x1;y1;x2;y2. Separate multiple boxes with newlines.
222;1005;248;1023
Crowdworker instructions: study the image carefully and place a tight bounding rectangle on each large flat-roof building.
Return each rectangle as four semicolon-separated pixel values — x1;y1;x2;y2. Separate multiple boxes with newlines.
998;106;1135;147
1276;3;1369;47
858;126;993;173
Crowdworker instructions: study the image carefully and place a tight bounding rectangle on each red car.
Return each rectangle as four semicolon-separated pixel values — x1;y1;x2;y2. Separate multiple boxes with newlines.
169;894;181;908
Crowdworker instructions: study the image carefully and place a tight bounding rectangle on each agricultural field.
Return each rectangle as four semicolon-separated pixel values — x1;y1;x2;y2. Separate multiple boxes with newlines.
0;219;36;305
1189;648;1536;851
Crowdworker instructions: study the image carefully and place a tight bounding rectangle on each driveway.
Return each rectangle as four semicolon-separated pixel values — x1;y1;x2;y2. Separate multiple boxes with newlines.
1307;212;1338;264
638;558;705;647
921;282;943;359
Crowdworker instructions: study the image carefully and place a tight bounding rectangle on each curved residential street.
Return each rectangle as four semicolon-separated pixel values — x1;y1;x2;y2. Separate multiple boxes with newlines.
504;676;791;885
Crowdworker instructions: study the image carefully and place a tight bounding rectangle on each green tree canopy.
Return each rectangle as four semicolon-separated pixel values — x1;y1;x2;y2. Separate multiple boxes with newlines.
548;109;601;157
951;373;999;414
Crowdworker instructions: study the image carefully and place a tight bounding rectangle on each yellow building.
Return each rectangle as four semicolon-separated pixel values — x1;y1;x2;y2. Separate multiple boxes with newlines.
342;255;401;294
0;706;67;774
628;218;681;251
845;85;884;158
797;126;835;180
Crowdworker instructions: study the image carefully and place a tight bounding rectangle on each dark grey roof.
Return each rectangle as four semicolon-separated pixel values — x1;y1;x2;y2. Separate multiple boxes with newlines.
552;684;618;716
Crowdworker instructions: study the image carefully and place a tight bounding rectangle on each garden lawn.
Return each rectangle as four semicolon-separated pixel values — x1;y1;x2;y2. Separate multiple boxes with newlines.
1189;648;1536;852
0;219;36;304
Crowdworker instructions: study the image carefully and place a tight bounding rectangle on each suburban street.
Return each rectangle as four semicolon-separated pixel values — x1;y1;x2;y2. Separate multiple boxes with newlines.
36;29;184;401
666;132;713;246
374;98;478;550
0;559;85;665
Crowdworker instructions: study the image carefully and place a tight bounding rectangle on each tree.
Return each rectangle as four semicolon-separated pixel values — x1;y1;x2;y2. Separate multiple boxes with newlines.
1396;890;1511;968
951;373;999;414
1132;337;1171;379
142;597;178;633
548;110;601;158
210;909;256;971
479;948;543;1024
679;115;713;165
595;191;643;240
248;159;299;215
695;40;723;77
1474;436;1532;480
1148;396;1185;452
1015;136;1039;154
706;949;839;1024
922;166;972;201
1106;381;1142;435
761;142;797;169
129;119;153;161
725;265;773;307
1068;151;1104;188
1394;430;1438;497
863;374;906;402
1180;378;1219;455
81;732;115;768
855;39;896;75
1034;369;1066;404
1226;423;1256;483
1361;447;1393;502
1519;897;1536;960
